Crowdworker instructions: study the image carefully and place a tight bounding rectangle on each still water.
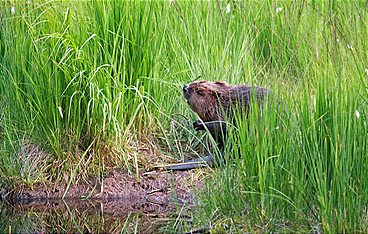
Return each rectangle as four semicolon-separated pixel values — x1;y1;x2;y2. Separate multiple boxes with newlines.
0;198;179;233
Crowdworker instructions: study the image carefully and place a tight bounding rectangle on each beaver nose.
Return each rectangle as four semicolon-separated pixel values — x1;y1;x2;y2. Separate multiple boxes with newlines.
183;85;189;93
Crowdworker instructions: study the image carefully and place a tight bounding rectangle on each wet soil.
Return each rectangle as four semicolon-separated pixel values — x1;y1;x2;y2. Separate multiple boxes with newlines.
18;169;204;206
12;138;207;207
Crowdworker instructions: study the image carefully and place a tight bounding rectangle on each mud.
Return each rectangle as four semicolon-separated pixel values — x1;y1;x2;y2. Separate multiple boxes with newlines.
16;169;204;205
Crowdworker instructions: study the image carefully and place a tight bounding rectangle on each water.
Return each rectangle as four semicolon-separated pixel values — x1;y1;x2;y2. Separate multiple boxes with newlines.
0;198;175;233
0;170;198;233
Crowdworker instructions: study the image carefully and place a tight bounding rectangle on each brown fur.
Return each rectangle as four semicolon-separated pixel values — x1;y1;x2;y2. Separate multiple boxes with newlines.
163;80;272;170
184;80;270;122
165;80;271;170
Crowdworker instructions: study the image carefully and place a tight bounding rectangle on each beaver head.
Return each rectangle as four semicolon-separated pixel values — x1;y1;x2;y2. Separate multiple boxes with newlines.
183;80;230;122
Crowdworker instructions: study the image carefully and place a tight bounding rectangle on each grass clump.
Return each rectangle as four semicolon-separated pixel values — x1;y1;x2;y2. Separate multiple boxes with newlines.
0;1;169;188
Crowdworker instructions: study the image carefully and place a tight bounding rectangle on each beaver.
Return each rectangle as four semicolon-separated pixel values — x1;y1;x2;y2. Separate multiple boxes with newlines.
165;80;271;171
183;80;270;148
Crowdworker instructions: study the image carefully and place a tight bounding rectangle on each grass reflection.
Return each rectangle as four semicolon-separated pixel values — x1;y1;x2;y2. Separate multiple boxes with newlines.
0;199;170;233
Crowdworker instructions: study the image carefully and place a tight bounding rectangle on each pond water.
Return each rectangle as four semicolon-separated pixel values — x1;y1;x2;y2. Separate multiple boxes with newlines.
0;198;179;233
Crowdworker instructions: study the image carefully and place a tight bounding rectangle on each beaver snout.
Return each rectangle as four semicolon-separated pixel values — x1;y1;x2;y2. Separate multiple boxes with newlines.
183;84;190;99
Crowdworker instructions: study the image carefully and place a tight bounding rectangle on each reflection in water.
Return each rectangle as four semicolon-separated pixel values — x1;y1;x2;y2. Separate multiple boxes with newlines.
0;199;178;233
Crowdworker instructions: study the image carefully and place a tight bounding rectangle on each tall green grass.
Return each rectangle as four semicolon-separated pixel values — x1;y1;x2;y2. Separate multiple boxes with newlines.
1;0;368;232
0;1;171;187
192;1;368;233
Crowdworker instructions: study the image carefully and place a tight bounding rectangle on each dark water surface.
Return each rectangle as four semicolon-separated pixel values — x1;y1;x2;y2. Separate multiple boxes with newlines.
0;198;176;233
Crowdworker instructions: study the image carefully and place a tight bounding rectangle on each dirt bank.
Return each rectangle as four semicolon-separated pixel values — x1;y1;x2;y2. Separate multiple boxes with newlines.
13;169;205;207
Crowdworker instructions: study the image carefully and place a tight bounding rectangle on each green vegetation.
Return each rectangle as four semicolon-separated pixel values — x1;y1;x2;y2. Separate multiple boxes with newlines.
1;1;367;232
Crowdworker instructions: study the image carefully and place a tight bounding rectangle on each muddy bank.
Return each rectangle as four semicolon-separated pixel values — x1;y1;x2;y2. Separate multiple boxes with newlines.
10;169;205;206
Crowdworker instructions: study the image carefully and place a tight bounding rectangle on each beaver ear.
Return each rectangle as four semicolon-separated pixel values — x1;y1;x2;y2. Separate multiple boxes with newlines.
214;81;227;86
